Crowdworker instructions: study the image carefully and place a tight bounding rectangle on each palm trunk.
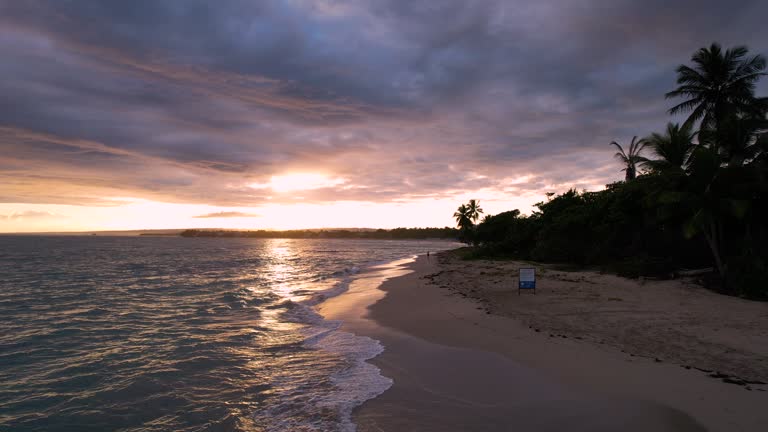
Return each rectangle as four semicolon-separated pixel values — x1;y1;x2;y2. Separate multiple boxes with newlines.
744;223;753;253
703;219;727;287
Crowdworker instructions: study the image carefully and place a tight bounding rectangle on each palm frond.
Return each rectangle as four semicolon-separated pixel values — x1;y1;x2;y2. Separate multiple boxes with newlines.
672;65;707;86
632;137;648;156
613;152;629;162
668;98;701;115
683;104;708;129
610;141;627;158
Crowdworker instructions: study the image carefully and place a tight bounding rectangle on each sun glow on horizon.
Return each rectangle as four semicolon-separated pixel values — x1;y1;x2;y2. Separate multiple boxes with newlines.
250;173;346;193
0;192;546;233
0;171;609;233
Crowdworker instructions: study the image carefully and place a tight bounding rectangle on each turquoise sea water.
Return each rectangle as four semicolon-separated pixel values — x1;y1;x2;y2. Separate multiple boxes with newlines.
0;236;456;431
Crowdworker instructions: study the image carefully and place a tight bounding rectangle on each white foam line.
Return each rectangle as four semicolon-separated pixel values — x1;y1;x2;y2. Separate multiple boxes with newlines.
296;257;417;432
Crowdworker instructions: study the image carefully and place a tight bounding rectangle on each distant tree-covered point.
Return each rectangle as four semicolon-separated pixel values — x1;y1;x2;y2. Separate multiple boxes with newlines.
179;227;459;240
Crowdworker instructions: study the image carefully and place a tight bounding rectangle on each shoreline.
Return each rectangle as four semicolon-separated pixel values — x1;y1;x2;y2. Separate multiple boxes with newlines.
320;252;768;431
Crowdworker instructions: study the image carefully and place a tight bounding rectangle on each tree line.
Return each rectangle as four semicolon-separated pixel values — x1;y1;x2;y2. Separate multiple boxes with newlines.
180;227;459;240
456;43;768;298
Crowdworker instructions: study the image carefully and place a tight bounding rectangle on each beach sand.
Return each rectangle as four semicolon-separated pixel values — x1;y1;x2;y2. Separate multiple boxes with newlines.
319;253;768;431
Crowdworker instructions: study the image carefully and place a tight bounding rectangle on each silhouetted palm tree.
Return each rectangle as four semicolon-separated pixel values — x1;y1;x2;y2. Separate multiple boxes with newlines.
453;204;472;230
679;144;738;280
643;123;697;173
663;43;768;288
466;199;483;223
666;43;767;130
610;136;646;181
674;123;766;285
699;114;768;166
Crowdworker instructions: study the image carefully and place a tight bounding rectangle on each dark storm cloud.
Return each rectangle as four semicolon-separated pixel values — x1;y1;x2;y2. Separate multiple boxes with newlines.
1;0;767;208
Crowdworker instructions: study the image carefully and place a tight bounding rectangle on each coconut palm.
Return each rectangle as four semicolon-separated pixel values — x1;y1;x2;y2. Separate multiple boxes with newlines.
666;43;767;131
753;131;768;164
680;144;745;281
699;114;768;166
453;203;475;245
453;204;472;230
642;122;697;173
662;43;768;289
669;120;766;286
466;199;484;223
610;136;647;181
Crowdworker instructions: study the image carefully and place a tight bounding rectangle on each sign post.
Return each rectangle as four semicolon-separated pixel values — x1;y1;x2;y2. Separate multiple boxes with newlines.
518;268;536;295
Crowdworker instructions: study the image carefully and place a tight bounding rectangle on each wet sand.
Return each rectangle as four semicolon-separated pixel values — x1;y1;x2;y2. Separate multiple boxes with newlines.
319;254;768;431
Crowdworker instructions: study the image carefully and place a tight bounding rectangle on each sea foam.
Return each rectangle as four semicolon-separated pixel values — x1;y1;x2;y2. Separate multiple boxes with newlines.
273;275;392;432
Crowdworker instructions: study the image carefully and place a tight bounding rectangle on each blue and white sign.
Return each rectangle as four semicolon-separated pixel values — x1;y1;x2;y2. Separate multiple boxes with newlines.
519;268;536;291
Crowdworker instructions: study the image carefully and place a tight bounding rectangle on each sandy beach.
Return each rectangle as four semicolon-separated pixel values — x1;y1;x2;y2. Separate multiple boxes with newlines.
320;252;768;432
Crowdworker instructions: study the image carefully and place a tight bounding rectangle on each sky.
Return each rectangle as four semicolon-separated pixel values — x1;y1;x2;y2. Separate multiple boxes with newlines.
1;0;767;232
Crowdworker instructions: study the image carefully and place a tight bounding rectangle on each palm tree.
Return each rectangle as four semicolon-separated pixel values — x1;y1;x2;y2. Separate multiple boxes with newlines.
453;203;475;245
663;43;768;289
453;204;472;230
699;114;768;166
752;130;768;164
610;136;646;181
680;144;738;281
643;122;697;173
666;43;767;131
466;199;484;223
672;128;765;287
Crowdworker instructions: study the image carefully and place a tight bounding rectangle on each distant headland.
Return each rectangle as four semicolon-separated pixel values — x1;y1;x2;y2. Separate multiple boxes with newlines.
179;227;459;240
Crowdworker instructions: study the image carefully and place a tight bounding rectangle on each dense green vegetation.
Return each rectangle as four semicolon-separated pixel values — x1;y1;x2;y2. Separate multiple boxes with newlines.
180;227;459;240
462;43;768;299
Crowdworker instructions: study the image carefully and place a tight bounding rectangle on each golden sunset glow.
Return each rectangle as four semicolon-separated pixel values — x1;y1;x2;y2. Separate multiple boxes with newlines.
3;0;736;234
0;192;545;233
250;174;347;194
0;165;611;232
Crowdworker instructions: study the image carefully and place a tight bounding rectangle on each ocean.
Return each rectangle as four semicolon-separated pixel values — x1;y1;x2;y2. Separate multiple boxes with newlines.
0;236;457;431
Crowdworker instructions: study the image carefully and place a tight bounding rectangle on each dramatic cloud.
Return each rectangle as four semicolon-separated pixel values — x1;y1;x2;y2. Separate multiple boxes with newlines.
0;0;766;227
194;211;260;219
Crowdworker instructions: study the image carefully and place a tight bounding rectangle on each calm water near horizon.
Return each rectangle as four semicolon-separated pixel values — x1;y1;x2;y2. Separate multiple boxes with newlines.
0;236;458;431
